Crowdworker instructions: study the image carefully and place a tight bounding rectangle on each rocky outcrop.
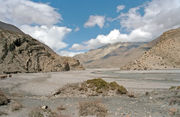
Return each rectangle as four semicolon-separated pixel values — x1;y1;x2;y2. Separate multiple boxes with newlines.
121;28;180;70
0;28;84;74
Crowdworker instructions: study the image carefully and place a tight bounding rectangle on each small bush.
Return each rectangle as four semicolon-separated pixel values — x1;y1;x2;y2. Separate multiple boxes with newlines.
0;90;10;106
116;85;128;94
86;78;109;91
109;81;120;90
9;43;15;51
0;111;8;116
79;100;108;117
28;107;58;117
169;86;180;90
11;101;23;111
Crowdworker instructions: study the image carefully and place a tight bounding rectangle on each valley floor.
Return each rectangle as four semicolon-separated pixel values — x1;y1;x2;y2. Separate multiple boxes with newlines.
0;69;180;117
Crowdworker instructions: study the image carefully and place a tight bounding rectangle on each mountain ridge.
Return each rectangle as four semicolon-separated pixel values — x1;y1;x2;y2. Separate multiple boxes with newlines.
0;21;84;74
121;27;180;70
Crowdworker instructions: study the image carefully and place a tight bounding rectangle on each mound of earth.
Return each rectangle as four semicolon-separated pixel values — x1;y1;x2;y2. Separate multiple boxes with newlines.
53;78;127;97
0;21;84;74
121;28;180;70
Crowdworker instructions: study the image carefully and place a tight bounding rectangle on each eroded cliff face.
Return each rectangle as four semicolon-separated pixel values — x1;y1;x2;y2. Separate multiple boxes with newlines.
0;30;84;74
121;28;180;70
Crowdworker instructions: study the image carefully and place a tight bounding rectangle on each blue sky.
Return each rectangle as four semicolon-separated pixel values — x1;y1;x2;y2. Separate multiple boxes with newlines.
32;0;149;51
0;0;180;56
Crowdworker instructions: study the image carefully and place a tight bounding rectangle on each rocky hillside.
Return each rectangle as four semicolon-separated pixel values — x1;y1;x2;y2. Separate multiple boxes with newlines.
0;22;84;74
74;42;153;68
121;28;180;70
0;21;23;33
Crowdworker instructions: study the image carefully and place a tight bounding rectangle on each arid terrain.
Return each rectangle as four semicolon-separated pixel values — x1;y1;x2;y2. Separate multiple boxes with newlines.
0;69;180;117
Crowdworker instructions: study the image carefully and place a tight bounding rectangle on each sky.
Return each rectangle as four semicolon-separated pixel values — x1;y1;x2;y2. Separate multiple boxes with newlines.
0;0;180;56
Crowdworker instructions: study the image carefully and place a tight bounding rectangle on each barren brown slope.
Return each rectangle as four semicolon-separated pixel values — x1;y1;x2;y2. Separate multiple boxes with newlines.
74;42;153;68
121;28;180;70
0;21;23;33
0;24;83;74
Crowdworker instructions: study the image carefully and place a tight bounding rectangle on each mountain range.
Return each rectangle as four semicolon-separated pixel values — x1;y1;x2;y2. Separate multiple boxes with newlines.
75;28;180;70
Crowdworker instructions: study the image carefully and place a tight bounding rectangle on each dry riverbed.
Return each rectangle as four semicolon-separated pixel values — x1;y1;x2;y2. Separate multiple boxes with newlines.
0;69;180;117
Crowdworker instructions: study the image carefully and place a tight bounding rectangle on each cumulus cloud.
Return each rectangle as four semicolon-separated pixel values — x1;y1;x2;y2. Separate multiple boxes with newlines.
72;0;180;50
0;0;73;53
59;51;83;57
84;15;105;28
116;5;125;12
71;29;128;50
20;25;71;51
0;0;62;26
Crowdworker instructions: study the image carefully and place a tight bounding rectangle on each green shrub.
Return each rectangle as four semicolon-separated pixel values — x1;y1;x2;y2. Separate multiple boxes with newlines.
86;78;109;91
116;86;128;94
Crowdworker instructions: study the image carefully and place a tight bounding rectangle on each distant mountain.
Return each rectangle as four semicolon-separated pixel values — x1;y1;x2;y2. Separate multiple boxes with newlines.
0;21;23;33
121;28;180;70
74;42;154;68
0;21;84;74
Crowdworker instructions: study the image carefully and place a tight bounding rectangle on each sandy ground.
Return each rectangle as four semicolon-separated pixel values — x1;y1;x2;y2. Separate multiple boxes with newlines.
0;69;180;117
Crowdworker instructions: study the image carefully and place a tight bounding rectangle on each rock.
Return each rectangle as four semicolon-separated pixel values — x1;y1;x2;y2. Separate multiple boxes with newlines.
168;108;177;115
41;105;48;110
127;92;135;98
0;75;8;79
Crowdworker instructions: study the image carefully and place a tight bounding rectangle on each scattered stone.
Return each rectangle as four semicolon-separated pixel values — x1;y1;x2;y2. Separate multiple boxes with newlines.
127;92;136;98
0;74;8;79
145;92;149;96
57;105;66;111
41;105;48;110
168;108;177;115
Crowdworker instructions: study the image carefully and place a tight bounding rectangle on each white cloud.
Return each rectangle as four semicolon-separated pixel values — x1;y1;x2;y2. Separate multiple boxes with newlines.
74;27;80;32
119;0;180;38
0;0;62;26
72;0;180;50
59;51;83;57
20;25;72;51
0;0;72;53
116;5;125;12
71;29;128;50
84;15;105;28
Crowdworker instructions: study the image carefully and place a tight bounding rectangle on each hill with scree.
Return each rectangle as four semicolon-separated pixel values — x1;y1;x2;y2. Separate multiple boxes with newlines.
0;21;84;74
74;42;156;68
121;28;180;70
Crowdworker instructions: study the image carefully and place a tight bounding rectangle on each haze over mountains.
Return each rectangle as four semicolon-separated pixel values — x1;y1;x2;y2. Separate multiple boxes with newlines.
121;28;180;70
75;27;180;70
0;21;84;74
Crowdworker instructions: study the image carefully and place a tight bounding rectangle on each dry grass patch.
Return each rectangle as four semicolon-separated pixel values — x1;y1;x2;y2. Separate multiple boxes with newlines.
79;100;108;117
28;107;58;117
10;101;23;111
0;90;10;106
